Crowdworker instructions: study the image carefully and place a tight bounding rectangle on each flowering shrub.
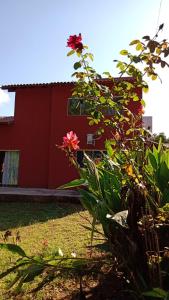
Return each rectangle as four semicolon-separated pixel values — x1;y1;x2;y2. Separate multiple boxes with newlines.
60;26;169;296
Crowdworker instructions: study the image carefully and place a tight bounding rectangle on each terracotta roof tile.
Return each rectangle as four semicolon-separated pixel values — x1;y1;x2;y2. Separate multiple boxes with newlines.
1;82;75;91
0;116;14;124
1;77;133;92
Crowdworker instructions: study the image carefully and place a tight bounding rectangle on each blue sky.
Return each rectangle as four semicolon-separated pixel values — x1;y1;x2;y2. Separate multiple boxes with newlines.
0;0;169;135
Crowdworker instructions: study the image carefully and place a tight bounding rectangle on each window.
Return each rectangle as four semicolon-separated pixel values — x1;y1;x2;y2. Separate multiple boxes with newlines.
0;91;16;117
68;97;123;116
68;98;92;115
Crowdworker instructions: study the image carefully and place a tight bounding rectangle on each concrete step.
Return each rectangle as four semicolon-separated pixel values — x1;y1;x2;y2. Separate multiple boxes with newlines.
0;187;81;203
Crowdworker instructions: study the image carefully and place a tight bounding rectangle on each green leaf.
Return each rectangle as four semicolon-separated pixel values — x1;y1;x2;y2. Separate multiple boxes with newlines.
58;178;87;189
89;119;94;126
23;264;45;283
100;96;106;104
142;35;150;41
79;189;98;215
129;39;140;46
143;86;149;93
141;99;146;106
136;43;143;51
133;95;139;101
151;74;157;80
156;47;161;55
88;53;94;61
143;288;167;298
132;56;141;63
74;62;81;70
67;49;75;56
126;129;133;135
149;152;158;170
120;49;128;55
105;140;115;157
161;61;166;68
0;243;26;257
159;23;164;31
31;272;56;293
103;71;112;77
116;61;122;68
0;261;29;280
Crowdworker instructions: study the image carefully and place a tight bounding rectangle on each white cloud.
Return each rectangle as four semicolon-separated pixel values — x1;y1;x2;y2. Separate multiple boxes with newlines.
0;88;10;106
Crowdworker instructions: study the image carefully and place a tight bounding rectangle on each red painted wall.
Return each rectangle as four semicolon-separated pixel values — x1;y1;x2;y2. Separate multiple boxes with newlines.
0;82;142;188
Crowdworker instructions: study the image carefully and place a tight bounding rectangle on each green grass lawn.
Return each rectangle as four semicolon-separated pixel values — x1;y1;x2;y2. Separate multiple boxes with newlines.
0;200;100;299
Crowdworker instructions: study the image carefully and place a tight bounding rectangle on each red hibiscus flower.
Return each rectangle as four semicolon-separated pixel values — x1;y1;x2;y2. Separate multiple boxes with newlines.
61;131;80;151
67;34;83;51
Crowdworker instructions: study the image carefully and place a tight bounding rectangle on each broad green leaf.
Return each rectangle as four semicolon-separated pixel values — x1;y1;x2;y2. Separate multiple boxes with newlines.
141;99;146;106
162;189;169;204
149;152;158;169
132;56;141;63
23;264;45;283
142;35;150;41
0;262;29;280
156;47;161;55
136;43;143;51
30;272;56;293
100;96;106;104
67;49;75;56
161;61;166;68
79;189;98;215
89;119;94;126
76;51;81;57
120;49;128;55
159;23;164;31
133;95;139;101
151;74;157;80
0;243;26;257
88;53;94;61
93;118;100;125
58;178;87;189
74;62;81;70
129;39;140;45
143;287;167;298
105;140;115;157
116;61;123;68
157;139;162;153
103;71;112;77
143;86;149;93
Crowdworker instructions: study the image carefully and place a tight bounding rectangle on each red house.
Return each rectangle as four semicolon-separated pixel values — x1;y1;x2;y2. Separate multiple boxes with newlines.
0;80;142;188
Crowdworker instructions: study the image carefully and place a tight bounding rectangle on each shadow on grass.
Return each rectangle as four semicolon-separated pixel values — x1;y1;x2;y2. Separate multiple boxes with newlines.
0;201;84;231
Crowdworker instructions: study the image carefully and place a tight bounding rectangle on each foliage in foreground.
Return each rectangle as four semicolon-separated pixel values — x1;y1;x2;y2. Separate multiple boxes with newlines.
0;243;88;294
1;25;169;299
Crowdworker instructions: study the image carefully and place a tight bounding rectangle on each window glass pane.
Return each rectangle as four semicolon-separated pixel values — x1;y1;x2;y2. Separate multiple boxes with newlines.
68;98;81;115
81;100;93;115
68;98;93;116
